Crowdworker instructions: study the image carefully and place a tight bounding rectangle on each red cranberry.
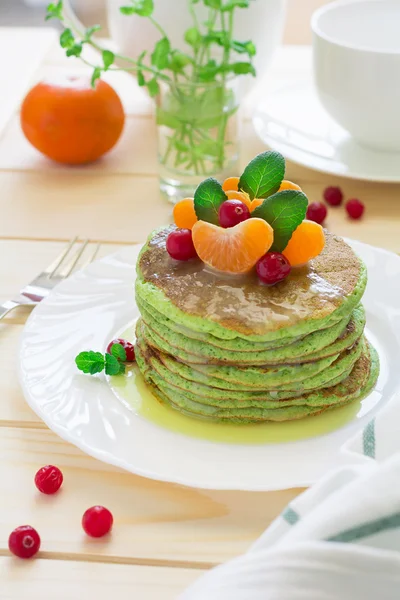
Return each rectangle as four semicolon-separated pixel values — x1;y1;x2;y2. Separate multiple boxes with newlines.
82;506;113;538
323;186;343;206
218;200;250;228
306;202;327;224
35;465;63;495
166;229;197;261
106;338;135;362
256;252;291;285
346;198;364;220
9;526;41;559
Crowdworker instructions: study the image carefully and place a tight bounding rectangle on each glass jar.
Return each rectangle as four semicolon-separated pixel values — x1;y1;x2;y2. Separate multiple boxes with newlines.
156;77;240;204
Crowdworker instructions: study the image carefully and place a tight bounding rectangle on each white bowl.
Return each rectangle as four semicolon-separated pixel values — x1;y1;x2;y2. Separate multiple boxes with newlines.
312;0;400;152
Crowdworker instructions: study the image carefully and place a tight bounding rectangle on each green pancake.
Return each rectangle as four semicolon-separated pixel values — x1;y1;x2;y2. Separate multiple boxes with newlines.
137;319;344;386
136;333;364;400
136;226;367;343
136;341;352;407
138;301;365;365
134;225;379;424
137;342;378;423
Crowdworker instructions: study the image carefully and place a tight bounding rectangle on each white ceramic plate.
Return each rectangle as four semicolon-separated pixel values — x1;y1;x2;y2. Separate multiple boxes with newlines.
19;241;400;491
253;81;400;182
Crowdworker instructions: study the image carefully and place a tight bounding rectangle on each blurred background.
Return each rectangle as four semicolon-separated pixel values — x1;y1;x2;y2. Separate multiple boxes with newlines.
1;0;331;44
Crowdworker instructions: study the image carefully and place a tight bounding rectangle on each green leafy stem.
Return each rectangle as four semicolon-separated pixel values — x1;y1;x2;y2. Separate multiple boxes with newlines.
46;0;257;176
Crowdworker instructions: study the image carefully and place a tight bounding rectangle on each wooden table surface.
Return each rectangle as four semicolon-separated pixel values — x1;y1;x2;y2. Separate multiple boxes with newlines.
2;27;400;599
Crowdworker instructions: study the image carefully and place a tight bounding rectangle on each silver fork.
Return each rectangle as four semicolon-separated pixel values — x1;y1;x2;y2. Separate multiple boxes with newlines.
0;237;101;321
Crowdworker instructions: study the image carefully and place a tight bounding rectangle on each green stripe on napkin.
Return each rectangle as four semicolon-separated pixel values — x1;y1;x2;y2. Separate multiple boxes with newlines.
363;418;375;458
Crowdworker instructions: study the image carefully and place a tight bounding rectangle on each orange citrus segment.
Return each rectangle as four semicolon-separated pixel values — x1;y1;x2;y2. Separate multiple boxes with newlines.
283;220;325;267
250;198;263;212
173;198;198;230
222;176;240;192
192;218;274;274
279;180;302;192
225;190;252;210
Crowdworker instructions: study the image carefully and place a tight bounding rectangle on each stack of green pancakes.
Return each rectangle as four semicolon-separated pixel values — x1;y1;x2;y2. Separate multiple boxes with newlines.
135;226;379;424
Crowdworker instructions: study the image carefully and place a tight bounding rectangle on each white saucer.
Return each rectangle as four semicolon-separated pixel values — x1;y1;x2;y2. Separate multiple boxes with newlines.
17;241;400;491
253;81;400;182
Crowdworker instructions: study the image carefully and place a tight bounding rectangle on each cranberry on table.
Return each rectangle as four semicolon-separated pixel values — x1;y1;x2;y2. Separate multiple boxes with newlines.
323;186;343;206
219;200;250;228
166;229;197;261
106;338;135;362
82;506;113;538
9;526;41;559
256;252;291;285
306;201;327;224
35;465;63;495
346;198;365;220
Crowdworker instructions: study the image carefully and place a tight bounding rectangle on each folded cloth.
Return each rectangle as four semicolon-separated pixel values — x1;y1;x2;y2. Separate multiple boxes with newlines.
180;452;400;599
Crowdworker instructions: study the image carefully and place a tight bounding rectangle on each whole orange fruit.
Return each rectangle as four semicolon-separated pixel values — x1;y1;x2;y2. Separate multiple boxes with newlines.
20;76;125;165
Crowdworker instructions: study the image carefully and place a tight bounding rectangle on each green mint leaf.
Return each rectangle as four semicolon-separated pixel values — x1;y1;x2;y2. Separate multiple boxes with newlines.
102;49;115;70
151;37;170;70
194;178;227;225
66;43;83;57
231;40;256;56
85;24;101;40
184;27;202;50
156;111;180;129
111;343;127;362
239;151;285;200
227;61;256;76
198;59;221;82
137;70;146;86
222;0;250;10
105;353;123;376
91;67;102;88
120;0;154;17
203;31;229;48
119;362;126;375
169;51;192;73
120;6;136;14
45;1;63;21
75;351;104;375
252;190;308;252
60;28;74;49
147;78;160;97
204;0;221;8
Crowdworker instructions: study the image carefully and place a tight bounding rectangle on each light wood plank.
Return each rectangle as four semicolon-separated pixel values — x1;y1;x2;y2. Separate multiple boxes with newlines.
0;557;202;600
0;240;131;303
0;28;57;139
0;115;156;175
0;427;300;566
0;171;172;243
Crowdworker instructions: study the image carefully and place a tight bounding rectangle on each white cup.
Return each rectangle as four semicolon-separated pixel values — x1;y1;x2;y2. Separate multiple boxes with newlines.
312;0;400;152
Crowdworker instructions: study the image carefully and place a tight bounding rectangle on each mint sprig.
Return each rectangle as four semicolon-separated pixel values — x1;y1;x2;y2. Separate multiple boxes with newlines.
75;343;127;376
194;178;227;225
252;190;308;252
239;151;285;200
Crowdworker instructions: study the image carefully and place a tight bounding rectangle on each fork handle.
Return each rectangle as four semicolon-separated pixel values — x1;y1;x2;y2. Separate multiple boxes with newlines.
0;301;19;321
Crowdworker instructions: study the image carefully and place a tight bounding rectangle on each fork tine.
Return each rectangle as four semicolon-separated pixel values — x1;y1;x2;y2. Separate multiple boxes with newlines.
81;242;102;268
55;239;90;278
45;236;79;278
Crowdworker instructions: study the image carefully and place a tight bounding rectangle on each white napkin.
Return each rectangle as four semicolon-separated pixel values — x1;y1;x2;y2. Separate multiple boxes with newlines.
180;398;400;599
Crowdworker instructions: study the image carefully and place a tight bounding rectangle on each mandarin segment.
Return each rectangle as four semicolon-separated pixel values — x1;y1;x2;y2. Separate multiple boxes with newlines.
222;176;240;192
192;218;274;274
225;190;252;210
283;220;325;267
279;180;302;192
173;198;198;230
250;198;263;212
